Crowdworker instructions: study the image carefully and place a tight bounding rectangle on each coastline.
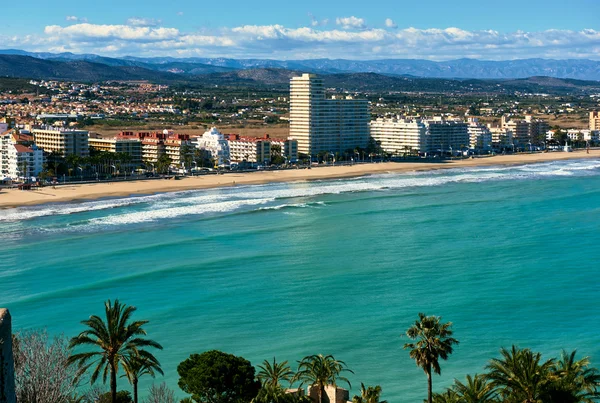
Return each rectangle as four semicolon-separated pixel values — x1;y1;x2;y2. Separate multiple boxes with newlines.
1;150;598;209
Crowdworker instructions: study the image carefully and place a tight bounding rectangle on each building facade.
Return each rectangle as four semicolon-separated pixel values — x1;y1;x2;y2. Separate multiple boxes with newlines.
226;134;271;164
467;118;493;151
369;117;427;155
191;127;231;167
264;135;299;163
0;130;45;179
424;118;470;154
290;74;369;155
590;111;600;131
88;135;142;165
32;127;89;157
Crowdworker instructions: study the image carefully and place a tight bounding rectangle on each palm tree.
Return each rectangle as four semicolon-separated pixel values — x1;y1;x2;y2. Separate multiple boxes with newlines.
485;346;554;403
451;374;497;403
546;350;600;402
292;354;354;403
432;389;459;403
121;353;163;403
257;358;295;388
404;313;459;403
67;299;163;403
352;383;387;403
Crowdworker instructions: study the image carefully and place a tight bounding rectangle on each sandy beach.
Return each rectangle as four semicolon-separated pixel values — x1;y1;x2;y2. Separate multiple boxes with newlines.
1;150;598;209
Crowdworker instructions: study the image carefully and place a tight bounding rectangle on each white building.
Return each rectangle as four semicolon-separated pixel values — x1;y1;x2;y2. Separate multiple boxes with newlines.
0;131;45;179
369;117;426;155
7;144;44;179
290;74;369;155
226;135;270;165
191;127;230;167
467;118;493;151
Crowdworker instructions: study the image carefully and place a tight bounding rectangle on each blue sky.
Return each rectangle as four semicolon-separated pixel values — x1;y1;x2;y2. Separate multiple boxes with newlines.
1;0;599;60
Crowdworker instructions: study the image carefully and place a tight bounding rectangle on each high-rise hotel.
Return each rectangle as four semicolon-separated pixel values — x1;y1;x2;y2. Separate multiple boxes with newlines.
289;74;369;155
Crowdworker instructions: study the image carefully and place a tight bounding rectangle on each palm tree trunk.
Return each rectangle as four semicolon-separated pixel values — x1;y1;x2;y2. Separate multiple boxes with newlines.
111;361;117;403
133;378;138;403
426;366;432;403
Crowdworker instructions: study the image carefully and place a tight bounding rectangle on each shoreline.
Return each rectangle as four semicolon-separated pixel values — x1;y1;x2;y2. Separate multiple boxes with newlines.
1;150;599;209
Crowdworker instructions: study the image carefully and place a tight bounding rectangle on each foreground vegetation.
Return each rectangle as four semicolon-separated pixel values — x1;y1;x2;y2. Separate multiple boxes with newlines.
9;302;600;403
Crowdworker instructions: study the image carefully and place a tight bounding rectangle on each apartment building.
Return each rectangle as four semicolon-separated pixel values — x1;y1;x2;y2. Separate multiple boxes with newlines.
164;133;192;167
467;118;493;151
88;134;142;164
424;118;470;153
290;74;369;155
502;116;549;146
32;126;89;157
226;134;271;164
7;144;44;179
191;127;230;167
489;126;513;148
369;117;427;155
264;135;298;162
0;130;44;179
590;111;600;131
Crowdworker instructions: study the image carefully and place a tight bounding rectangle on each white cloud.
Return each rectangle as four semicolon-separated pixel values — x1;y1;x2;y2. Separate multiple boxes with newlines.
385;18;397;29
177;12;184;16
5;22;600;60
66;16;87;23
126;17;161;27
336;16;366;30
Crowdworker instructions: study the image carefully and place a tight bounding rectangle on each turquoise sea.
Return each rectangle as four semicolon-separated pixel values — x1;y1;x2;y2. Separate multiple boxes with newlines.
2;158;600;402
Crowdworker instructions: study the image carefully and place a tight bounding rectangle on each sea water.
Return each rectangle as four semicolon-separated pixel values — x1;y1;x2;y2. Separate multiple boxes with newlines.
1;159;600;402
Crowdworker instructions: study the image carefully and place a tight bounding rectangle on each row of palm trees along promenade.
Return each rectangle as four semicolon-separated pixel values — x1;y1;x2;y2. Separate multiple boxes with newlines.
1;301;600;403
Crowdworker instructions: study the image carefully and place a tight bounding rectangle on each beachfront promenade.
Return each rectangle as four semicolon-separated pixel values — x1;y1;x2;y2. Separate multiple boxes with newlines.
1;150;598;209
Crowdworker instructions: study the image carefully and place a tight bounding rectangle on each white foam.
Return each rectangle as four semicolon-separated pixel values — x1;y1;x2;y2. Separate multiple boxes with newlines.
2;158;599;227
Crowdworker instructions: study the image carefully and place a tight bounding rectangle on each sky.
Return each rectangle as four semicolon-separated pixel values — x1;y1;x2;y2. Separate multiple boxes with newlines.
1;0;599;60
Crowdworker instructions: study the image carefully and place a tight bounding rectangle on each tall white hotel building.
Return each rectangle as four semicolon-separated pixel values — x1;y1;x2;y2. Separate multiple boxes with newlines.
289;74;369;155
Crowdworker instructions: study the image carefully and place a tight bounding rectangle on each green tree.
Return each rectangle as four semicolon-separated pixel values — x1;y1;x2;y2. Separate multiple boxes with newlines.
257;358;294;388
156;154;172;174
68;300;163;403
545;350;600;403
292;354;353;403
352;383;387;403
177;350;261;403
432;390;460;403
451;374;497;403
485;346;554;403
122;354;164;403
404;313;459;403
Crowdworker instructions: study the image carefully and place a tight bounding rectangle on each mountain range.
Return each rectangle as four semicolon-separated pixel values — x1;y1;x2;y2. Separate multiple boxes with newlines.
2;49;600;80
1;51;600;95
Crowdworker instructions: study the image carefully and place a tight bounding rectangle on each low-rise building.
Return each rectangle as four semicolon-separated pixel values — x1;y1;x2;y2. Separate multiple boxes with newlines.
264;135;298;163
226;134;271;165
88;134;142;165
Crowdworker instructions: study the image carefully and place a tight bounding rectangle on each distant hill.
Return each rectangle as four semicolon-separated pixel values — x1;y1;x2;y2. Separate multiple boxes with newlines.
3;50;600;80
0;55;182;82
